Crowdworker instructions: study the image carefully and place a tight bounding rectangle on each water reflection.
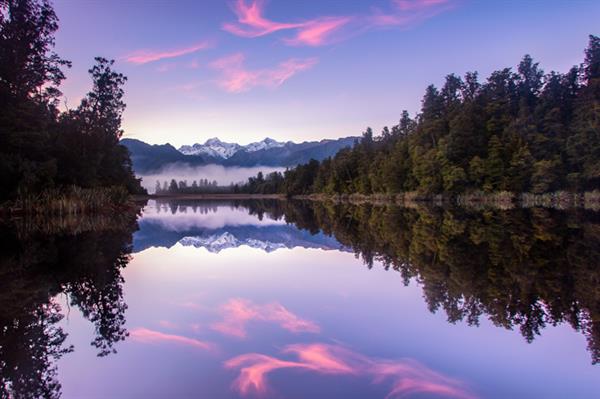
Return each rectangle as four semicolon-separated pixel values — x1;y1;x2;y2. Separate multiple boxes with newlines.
260;201;600;365
135;199;346;253
1;200;599;398
225;343;476;399
212;298;321;338
142;199;600;365
0;209;141;398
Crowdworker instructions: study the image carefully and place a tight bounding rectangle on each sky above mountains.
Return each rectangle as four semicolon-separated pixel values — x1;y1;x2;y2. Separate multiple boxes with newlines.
53;0;599;146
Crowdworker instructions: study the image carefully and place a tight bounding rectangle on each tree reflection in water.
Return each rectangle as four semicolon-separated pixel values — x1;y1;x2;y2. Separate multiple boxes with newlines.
1;199;599;397
0;209;141;398
243;200;600;365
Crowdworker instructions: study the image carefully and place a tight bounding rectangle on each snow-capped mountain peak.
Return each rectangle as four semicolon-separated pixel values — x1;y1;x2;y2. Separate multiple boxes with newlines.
177;137;285;159
244;137;285;153
178;233;287;253
178;138;242;158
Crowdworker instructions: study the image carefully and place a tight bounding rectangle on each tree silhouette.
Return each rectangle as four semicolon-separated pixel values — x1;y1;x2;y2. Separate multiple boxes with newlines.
247;200;600;364
0;206;140;396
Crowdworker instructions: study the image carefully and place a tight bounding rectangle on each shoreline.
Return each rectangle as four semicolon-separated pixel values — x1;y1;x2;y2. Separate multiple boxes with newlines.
133;193;286;201
132;191;600;210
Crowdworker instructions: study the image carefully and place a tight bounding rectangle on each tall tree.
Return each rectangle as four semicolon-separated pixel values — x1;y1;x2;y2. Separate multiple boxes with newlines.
567;35;600;189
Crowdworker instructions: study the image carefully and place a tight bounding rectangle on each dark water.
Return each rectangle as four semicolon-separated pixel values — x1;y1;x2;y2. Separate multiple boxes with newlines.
1;200;600;398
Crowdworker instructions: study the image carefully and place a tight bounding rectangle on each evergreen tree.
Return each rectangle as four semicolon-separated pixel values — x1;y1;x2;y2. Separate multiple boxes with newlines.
567;35;600;189
0;0;145;202
240;36;599;197
168;179;178;193
484;135;505;191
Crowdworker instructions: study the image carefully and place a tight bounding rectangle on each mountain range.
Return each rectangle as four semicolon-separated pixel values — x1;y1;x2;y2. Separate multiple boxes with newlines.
121;136;358;173
133;221;347;253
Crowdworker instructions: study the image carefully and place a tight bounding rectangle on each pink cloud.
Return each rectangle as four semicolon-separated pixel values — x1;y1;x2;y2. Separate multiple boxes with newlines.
369;0;454;27
371;361;476;399
211;298;320;338
283;16;353;46
225;354;307;395
210;54;317;93
124;41;212;64
225;343;477;398
223;0;303;37
223;0;455;46
394;0;451;11
283;343;359;374
223;0;350;46
130;328;215;352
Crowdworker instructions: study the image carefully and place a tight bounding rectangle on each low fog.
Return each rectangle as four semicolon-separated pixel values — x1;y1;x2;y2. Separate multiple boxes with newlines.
138;163;285;193
141;201;286;230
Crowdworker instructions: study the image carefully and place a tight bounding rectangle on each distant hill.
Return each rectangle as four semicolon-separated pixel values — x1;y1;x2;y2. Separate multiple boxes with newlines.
121;136;358;173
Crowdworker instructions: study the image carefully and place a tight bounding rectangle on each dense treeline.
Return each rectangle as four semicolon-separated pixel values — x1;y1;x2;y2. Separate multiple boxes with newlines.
0;206;140;398
0;0;144;206
243;199;600;364
243;36;600;196
154;178;227;195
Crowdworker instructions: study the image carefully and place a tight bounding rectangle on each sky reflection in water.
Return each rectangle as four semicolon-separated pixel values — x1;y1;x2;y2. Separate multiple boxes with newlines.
53;200;600;398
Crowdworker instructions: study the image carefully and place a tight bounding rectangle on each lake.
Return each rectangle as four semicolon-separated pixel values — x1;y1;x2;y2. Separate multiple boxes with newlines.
1;200;599;398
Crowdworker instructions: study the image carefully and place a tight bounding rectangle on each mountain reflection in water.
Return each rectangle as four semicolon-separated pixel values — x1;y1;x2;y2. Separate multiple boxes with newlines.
1;199;599;398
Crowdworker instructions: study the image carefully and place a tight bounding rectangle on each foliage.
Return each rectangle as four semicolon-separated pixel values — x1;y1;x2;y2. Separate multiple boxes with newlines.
8;185;132;215
0;0;145;206
242;36;600;196
154;178;234;195
0;205;140;397
247;200;600;365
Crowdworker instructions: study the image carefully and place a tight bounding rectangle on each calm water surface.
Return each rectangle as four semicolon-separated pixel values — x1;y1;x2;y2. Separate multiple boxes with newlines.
2;200;600;398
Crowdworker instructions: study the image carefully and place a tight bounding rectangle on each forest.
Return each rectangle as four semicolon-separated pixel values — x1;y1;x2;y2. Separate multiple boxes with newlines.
243;199;600;365
0;0;144;211
153;178;229;195
0;206;140;398
242;35;600;197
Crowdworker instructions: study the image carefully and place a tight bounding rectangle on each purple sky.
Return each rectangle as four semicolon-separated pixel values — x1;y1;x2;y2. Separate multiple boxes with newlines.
52;0;599;146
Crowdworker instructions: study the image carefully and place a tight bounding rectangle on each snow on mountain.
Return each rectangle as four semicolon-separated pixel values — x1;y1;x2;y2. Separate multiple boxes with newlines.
179;232;287;253
177;137;285;159
178;138;242;158
244;137;286;153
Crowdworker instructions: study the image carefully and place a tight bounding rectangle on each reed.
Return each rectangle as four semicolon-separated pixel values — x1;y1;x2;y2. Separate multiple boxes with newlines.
12;210;140;239
5;186;132;216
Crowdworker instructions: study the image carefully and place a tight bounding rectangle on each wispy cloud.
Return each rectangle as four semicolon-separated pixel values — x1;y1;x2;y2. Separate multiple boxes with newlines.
283;16;354;46
222;0;351;46
368;0;455;27
212;298;320;338
210;53;318;93
124;41;213;64
222;0;304;37
130;327;215;351
225;343;477;398
223;0;455;46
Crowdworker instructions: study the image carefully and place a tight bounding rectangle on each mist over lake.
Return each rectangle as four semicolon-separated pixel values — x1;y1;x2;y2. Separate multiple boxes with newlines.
3;0;600;398
138;163;285;193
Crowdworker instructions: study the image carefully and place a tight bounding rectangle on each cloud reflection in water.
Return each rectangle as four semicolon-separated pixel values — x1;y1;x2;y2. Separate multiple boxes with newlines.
212;298;320;338
130;328;216;352
225;343;476;398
